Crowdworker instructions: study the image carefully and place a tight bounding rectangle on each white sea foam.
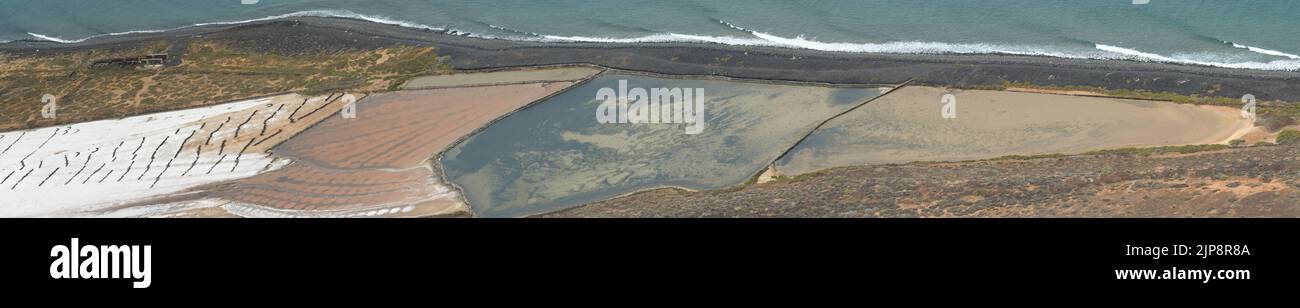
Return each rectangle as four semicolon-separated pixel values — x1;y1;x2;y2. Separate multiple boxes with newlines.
26;32;87;43
487;23;541;37
14;13;1300;71
717;19;750;32
713;19;1097;58
192;9;449;32
543;30;1300;71
1095;43;1300;71
538;21;1300;71
751;31;1084;57
1228;42;1300;59
23;9;485;44
543;23;1087;59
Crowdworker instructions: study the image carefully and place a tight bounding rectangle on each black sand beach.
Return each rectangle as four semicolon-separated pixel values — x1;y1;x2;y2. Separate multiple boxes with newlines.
5;16;1299;102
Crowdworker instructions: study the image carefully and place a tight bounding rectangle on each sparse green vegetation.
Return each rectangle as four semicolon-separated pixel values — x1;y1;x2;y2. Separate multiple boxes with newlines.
993;153;1069;161
1084;144;1230;157
0;40;450;131
1276;130;1300;145
765;169;829;184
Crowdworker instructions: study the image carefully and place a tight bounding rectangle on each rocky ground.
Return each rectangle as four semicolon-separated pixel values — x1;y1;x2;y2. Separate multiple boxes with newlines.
542;143;1300;218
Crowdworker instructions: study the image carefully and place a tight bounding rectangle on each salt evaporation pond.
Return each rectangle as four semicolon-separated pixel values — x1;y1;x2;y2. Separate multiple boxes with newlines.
441;74;884;217
777;86;1252;176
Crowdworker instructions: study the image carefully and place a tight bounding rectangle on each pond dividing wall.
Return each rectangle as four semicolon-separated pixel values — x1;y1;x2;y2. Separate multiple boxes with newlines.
441;74;885;217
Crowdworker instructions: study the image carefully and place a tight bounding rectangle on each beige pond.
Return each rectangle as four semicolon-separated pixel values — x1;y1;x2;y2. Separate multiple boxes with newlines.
777;86;1253;175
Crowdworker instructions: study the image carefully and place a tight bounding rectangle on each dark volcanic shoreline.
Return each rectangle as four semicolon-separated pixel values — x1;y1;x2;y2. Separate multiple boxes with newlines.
4;16;1300;102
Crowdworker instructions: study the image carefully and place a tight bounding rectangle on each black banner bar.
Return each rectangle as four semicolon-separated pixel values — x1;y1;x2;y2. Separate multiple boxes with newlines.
2;219;1294;296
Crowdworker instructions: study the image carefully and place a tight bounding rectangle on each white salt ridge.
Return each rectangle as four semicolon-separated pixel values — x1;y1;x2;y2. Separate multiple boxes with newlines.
222;202;420;218
98;198;427;218
0;97;289;217
87;199;229;218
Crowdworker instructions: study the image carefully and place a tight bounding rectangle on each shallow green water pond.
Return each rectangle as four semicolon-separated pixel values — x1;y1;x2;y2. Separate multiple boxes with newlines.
441;74;883;217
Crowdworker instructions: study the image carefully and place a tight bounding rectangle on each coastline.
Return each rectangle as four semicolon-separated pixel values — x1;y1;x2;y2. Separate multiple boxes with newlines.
4;16;1300;102
5;15;1299;218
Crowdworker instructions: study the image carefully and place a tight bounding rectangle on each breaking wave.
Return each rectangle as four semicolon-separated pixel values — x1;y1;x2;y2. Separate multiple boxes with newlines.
1226;41;1300;60
539;20;1300;71
1094;43;1300;71
24;9;478;44
16;12;1300;71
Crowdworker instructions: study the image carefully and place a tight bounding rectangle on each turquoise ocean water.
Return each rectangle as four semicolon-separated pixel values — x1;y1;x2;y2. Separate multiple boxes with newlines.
1;0;1298;70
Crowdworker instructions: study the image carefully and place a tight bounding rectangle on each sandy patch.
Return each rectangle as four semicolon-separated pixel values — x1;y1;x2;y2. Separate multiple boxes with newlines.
777;86;1253;175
